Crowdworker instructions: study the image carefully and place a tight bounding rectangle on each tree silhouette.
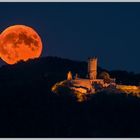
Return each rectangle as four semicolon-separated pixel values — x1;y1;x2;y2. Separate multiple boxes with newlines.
99;71;111;83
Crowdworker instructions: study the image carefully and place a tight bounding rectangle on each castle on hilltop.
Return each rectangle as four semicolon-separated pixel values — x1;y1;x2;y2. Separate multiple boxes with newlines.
52;57;140;98
67;57;116;94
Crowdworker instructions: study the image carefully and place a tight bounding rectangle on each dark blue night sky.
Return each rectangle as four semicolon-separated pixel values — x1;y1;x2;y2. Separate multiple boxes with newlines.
0;3;140;73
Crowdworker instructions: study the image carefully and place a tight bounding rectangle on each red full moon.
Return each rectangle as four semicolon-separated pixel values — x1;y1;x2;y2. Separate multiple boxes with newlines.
0;25;42;65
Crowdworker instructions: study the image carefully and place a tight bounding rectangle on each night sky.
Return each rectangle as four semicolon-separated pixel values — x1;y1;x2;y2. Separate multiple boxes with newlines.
0;2;140;73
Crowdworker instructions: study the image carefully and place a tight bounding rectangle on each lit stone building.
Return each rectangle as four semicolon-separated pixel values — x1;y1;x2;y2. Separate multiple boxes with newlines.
67;57;115;93
88;57;97;80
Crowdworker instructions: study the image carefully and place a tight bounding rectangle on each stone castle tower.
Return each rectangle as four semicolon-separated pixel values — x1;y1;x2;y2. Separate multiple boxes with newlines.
88;57;97;80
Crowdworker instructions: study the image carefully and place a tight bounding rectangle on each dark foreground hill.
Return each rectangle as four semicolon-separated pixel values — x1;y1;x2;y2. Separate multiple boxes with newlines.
0;56;139;137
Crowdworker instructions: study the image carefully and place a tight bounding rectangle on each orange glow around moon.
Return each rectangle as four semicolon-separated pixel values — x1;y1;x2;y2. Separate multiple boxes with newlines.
0;25;42;65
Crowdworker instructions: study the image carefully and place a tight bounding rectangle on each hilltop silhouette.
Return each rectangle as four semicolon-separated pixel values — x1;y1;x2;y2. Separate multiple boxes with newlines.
0;56;139;137
0;56;139;87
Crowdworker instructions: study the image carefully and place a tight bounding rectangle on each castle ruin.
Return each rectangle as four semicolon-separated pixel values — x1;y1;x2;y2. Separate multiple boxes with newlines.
52;57;140;97
67;57;116;94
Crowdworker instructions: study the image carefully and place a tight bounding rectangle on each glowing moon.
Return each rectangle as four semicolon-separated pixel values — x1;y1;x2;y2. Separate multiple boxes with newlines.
0;25;42;64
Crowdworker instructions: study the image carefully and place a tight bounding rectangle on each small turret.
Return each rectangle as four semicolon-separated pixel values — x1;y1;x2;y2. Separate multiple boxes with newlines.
67;71;72;80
